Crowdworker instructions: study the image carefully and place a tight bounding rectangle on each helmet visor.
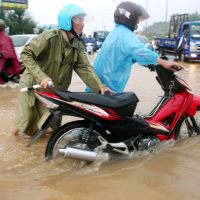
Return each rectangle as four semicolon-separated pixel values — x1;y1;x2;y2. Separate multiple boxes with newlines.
137;5;150;22
72;8;95;25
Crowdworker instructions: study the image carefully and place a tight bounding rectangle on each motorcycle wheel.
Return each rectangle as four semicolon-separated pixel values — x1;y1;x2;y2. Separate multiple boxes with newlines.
175;109;200;141
45;120;107;162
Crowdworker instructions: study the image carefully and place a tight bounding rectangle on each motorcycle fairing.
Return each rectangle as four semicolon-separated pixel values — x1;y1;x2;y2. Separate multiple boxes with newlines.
146;91;193;136
186;94;200;116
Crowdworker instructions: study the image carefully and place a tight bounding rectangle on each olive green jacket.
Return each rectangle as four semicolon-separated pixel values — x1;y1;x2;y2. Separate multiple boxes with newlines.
14;29;105;136
20;29;105;107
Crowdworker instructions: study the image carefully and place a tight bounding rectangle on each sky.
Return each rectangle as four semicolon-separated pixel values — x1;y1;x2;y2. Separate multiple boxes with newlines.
26;0;200;36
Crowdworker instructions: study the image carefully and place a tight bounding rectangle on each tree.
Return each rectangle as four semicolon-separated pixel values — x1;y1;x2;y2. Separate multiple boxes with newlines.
0;6;6;21
37;26;44;34
3;7;37;35
189;11;200;21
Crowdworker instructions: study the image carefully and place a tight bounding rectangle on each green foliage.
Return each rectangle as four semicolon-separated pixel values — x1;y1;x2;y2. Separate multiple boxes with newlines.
146;32;166;41
37;26;45;34
189;11;200;21
0;7;6;21
1;7;39;35
5;7;37;35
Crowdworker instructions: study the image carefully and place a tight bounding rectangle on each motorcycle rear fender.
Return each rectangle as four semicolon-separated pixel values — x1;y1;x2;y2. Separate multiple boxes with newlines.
186;94;200;116
27;110;62;147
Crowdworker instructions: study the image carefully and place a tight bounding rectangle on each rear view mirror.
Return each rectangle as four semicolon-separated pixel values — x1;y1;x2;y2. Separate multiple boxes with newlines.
177;36;184;51
174;36;184;61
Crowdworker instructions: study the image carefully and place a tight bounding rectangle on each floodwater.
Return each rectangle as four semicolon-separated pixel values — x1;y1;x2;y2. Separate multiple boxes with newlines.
1;54;200;200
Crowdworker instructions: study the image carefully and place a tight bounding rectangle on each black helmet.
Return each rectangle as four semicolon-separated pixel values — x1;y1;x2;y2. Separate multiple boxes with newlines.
0;19;5;31
114;1;150;31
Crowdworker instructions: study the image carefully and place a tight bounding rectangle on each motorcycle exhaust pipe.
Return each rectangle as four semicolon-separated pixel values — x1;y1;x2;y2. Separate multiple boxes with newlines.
59;147;109;162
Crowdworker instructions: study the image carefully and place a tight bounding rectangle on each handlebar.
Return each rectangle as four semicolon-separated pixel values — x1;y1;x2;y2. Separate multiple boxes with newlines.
21;81;54;92
148;64;189;72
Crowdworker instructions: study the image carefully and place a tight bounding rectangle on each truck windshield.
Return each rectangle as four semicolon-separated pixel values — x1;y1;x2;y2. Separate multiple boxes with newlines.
191;23;200;40
96;32;109;39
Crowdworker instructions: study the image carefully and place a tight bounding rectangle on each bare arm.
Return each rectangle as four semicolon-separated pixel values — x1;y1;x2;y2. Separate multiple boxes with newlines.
156;57;185;72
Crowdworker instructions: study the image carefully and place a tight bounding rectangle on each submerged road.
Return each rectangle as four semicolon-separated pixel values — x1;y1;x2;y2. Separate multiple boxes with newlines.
0;53;200;200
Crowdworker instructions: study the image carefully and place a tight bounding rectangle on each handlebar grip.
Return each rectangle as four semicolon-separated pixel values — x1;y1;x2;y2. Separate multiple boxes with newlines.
21;81;54;92
172;65;181;71
148;64;155;71
20;85;41;92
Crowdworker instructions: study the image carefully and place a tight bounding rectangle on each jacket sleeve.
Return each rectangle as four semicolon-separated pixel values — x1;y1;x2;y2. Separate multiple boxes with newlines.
74;46;106;93
20;33;50;84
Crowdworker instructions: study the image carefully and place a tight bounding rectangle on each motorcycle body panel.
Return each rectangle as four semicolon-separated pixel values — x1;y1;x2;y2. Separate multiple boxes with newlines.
145;91;193;136
186;94;200;116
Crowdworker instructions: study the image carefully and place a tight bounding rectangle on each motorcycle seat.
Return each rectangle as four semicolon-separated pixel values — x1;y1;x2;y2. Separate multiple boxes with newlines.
49;86;139;108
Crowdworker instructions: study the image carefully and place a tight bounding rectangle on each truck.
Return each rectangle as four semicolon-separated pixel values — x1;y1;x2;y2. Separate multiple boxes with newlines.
92;30;109;51
154;14;200;61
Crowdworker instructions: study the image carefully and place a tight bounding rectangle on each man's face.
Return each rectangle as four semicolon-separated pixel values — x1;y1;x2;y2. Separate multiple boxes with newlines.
72;16;85;35
135;18;140;31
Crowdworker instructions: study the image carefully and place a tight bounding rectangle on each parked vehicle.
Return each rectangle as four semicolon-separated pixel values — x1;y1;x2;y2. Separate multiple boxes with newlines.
154;14;200;61
10;34;38;60
136;34;149;44
93;31;109;51
20;37;200;165
136;34;153;50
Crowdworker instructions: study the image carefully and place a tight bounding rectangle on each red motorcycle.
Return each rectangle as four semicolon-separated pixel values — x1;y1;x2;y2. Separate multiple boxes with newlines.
21;38;200;164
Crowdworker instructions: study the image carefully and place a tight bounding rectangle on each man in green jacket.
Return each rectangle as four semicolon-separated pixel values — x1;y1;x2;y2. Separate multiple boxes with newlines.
9;4;115;136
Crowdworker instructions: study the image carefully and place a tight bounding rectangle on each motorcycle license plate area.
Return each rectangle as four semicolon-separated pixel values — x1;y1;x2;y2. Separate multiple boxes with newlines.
38;111;51;129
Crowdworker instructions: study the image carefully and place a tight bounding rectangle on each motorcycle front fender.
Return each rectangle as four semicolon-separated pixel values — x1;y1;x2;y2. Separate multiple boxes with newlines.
27;110;62;147
186;94;200;116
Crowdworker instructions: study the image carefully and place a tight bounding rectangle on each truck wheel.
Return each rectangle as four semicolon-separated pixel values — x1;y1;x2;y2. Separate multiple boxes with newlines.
180;50;188;62
159;48;163;57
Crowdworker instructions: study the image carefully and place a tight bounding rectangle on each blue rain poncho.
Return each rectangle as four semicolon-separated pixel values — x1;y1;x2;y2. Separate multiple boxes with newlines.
85;23;159;93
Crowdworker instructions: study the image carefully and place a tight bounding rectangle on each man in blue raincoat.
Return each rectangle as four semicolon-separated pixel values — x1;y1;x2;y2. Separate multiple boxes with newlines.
85;35;95;51
85;1;184;93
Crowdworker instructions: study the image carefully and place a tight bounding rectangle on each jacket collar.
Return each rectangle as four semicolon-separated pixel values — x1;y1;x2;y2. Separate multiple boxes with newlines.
60;29;79;49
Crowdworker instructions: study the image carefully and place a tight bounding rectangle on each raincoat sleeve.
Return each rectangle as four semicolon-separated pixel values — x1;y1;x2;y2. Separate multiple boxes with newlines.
129;36;159;66
20;34;49;84
74;46;106;93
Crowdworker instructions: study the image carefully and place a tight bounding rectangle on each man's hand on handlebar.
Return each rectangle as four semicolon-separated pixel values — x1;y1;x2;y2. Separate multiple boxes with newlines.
163;61;184;72
157;57;185;72
100;87;116;95
40;77;54;89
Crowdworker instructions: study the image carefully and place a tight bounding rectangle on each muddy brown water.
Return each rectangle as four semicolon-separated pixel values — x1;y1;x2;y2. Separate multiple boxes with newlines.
1;54;200;200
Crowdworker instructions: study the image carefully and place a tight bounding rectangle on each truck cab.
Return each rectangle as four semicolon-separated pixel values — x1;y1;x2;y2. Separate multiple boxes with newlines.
154;14;200;61
179;22;200;61
93;31;109;51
